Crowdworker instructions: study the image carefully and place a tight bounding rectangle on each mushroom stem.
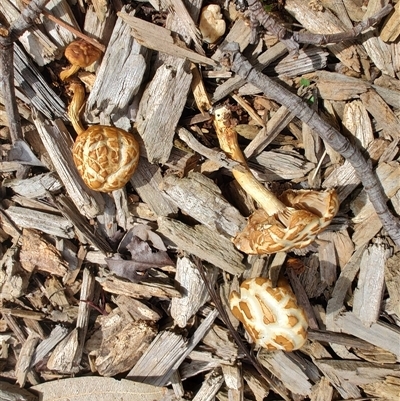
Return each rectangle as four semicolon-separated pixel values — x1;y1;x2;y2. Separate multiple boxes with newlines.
214;106;287;215
60;64;81;81
67;82;86;135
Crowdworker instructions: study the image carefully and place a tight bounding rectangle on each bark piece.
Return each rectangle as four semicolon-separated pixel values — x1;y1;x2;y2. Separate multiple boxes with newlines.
31;377;166;401
170;256;217;328
130;156;179;218
85;310;157;376
0;244;29;300
162;171;245;237
19;229;68;276
157;217;245;275
6;206;74;238
258;350;312;396
285;0;362;71
136;58;192;163
86;8;149;129
381;1;400;42
101;276;181;299
353;240;390;326
119;13;215;67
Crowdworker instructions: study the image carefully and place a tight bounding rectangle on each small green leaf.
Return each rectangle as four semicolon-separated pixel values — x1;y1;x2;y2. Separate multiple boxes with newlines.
299;78;311;87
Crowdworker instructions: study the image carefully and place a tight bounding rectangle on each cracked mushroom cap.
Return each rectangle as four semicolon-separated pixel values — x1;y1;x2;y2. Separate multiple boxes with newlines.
73;125;140;192
60;39;102;81
234;188;339;254
229;277;308;351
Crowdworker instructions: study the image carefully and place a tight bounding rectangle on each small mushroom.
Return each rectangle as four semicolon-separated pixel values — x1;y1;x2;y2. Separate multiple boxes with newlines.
199;4;226;44
229;277;308;351
68;82;140;192
213;106;339;254
60;39;102;81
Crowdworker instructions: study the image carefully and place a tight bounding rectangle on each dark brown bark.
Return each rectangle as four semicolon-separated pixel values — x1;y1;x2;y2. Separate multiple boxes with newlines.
220;42;400;248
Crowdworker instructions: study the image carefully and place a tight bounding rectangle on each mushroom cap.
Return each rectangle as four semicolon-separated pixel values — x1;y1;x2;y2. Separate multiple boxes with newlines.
199;4;226;44
73;125;140;192
64;39;102;68
234;188;339;254
229;277;308;351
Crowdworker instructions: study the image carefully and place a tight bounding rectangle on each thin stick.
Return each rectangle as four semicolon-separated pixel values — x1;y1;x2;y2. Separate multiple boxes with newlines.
220;42;400;247
246;0;393;54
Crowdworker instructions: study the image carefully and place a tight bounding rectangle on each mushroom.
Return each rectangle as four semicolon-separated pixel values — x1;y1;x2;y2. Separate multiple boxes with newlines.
213;106;339;254
60;39;102;81
199;4;226;44
68;82;140;192
229;277;308;351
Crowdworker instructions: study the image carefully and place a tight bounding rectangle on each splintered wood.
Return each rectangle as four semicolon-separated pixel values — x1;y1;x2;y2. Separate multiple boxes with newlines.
1;0;400;400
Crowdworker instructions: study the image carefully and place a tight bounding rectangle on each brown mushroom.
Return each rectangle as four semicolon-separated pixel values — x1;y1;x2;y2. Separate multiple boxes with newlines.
60;39;102;81
213;106;339;254
199;4;226;44
229;277;308;351
68;82;140;192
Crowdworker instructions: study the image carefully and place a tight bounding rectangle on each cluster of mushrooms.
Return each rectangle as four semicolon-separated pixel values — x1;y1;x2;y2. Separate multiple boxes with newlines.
60;20;339;351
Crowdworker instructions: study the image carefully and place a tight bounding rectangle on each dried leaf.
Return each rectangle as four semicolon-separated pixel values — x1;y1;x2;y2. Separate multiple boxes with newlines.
31;377;166;401
106;236;174;282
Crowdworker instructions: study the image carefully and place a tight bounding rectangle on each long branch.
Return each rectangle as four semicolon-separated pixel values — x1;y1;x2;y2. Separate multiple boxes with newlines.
220;42;400;248
0;0;51;143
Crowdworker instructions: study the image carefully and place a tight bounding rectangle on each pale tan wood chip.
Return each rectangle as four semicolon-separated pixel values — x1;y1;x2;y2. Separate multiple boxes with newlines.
361;0;395;77
130;157;179;217
3;173;63;198
31;377;167;401
100;276;182;299
16;332;40;387
31;325;69;367
19;229;68;276
6;206;74;239
222;364;244;401
310;376;334;401
42;0;77;47
171;256;218;328
0;381;37;401
162;171;246;237
243;367;270;401
385;253;400;318
0;0;59;66
318;231;339;286
362;375;400;401
0;244;29;300
113;295;162;321
118;13;216;66
360;89;400;139
86;8;148;129
334;311;400;359
285;0;362;72
192;368;225;401
136;58;192;163
381;1;400;42
258;350;313;397
157;217;246;275
353;240;390;326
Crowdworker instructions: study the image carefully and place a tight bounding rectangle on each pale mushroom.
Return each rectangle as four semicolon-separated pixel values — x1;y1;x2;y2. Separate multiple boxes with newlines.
68;82;140;192
60;39;102;81
199;4;226;44
229;277;308;351
213;105;339;254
